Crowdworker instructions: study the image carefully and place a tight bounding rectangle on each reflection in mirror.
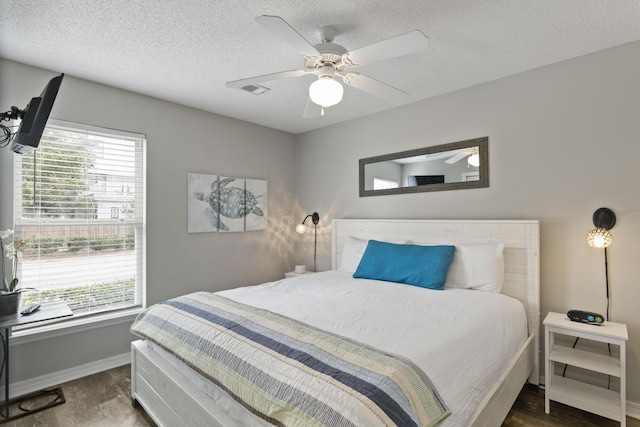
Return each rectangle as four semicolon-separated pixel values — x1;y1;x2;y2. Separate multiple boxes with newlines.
359;137;488;196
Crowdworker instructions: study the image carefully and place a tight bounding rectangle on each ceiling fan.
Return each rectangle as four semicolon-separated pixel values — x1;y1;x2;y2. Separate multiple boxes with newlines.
445;147;480;167
226;15;430;117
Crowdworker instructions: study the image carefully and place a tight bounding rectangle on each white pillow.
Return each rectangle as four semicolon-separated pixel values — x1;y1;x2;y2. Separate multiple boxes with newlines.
410;242;505;292
339;236;408;273
444;244;505;292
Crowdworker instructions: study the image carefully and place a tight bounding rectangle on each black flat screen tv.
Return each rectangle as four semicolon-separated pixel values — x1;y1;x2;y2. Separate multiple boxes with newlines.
408;175;445;186
10;73;64;154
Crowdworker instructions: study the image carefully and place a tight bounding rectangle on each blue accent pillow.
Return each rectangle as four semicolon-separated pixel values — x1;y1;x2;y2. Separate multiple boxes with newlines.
353;240;455;290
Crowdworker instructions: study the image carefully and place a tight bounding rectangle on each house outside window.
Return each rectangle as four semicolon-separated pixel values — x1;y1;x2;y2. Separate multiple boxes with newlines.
110;207;120;219
13;119;146;320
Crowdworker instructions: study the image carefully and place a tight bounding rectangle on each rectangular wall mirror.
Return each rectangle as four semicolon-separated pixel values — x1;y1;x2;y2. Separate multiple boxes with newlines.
359;137;489;197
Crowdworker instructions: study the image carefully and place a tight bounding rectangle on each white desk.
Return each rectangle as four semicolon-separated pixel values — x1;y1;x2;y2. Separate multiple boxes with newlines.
0;301;72;423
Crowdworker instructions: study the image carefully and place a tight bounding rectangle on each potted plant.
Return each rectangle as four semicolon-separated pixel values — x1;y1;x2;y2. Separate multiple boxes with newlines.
0;229;29;316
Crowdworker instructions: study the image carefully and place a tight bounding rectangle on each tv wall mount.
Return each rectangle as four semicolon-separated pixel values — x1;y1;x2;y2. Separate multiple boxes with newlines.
1;106;28;121
0;107;26;148
0;73;64;154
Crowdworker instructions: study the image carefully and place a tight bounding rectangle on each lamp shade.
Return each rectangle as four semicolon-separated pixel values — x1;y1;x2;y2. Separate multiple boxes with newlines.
295;223;306;234
587;227;613;248
309;77;344;107
467;153;480;167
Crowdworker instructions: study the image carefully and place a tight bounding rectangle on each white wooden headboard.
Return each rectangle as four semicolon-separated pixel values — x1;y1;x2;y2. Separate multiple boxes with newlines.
331;219;540;383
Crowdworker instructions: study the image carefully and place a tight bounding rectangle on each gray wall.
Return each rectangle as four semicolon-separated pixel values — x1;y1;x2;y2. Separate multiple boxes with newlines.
2;39;639;407
0;59;297;383
363;160;402;190
295;41;640;404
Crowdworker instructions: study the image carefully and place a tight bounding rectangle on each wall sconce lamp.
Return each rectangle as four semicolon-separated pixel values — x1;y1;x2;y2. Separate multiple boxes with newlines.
586;207;616;320
296;212;320;272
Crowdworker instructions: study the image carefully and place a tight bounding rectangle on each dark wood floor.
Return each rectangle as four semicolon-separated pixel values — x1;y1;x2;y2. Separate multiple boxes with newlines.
3;364;151;427
3;365;638;426
503;383;640;427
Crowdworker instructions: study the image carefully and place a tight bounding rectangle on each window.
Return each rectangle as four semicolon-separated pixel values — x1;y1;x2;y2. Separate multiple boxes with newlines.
373;177;399;190
13;119;146;319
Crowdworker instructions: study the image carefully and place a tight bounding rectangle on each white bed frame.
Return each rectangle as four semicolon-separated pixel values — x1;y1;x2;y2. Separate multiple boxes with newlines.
131;219;540;427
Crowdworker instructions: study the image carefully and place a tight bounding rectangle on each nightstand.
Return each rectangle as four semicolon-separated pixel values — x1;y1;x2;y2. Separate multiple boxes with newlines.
544;311;628;426
284;271;315;278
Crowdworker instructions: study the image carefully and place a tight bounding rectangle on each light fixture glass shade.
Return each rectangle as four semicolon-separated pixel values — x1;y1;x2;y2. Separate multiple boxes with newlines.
587;227;613;248
467;153;480;167
295;223;306;234
309;77;344;107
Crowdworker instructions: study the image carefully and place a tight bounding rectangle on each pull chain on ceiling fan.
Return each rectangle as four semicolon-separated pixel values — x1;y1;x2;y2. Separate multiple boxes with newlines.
226;15;430;118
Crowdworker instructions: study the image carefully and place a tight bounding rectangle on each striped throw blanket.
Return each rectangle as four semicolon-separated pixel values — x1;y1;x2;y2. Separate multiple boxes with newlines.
131;291;450;427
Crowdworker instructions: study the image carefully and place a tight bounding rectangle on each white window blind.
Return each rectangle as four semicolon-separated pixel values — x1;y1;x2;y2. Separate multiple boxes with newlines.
13;119;146;318
373;177;399;190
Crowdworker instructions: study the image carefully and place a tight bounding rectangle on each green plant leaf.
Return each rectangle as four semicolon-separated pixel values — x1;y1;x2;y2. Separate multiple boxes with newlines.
9;277;18;293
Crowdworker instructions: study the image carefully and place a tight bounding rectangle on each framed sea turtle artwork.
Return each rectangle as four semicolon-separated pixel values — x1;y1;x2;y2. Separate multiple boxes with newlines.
187;172;220;233
216;176;246;232
187;173;267;233
245;179;267;231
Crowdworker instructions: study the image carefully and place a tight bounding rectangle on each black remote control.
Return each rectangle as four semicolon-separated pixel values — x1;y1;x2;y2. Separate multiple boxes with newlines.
21;304;41;316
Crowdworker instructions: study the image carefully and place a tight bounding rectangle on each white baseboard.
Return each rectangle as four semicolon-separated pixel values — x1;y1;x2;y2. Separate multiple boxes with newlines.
0;352;130;399
628;400;640;420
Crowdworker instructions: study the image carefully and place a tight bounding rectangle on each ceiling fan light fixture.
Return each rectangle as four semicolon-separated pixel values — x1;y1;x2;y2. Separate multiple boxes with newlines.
467;153;480;167
309;76;344;108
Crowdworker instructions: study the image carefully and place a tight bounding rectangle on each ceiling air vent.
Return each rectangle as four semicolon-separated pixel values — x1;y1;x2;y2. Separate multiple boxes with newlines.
241;84;270;95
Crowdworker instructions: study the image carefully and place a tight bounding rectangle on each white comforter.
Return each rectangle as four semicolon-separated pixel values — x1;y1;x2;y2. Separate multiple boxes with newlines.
216;270;528;426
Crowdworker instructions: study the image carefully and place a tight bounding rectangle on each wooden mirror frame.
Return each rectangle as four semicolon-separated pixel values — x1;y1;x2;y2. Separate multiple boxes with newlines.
359;137;489;197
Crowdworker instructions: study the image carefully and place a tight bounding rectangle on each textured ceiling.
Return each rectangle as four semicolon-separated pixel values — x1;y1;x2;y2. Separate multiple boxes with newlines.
1;1;639;134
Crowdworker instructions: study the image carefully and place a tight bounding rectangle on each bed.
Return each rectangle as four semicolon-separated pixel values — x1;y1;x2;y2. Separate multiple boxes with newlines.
131;219;540;426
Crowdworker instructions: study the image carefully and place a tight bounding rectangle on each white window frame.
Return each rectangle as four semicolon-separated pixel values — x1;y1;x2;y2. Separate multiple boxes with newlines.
373;177;399;190
12;119;146;335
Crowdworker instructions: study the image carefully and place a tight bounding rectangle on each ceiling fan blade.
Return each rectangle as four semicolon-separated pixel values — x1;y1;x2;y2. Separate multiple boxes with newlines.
344;30;429;66
303;98;322;118
226;70;307;89
444;151;470;164
255;15;320;58
342;73;409;105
